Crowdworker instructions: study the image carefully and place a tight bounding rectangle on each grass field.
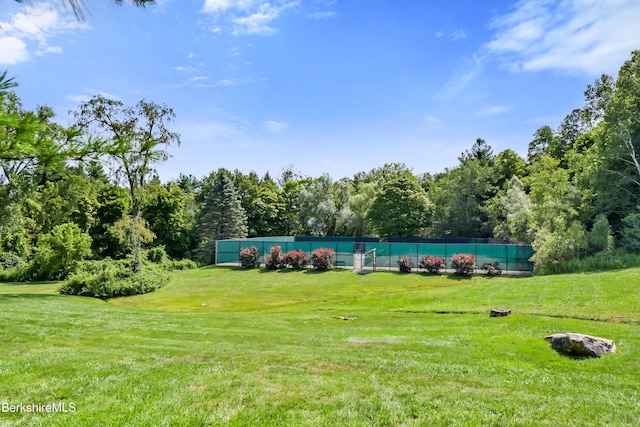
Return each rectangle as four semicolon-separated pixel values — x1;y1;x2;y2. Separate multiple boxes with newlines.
1;267;639;426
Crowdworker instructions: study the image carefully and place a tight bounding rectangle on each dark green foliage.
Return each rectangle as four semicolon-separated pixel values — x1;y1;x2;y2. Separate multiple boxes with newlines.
142;181;196;258
146;245;168;264
59;259;169;300
90;183;131;258
196;172;248;264
586;214;614;255
397;256;413;273
164;259;198;270
621;212;640;253
367;175;433;238
311;248;334;271
537;250;640;275
239;246;260;268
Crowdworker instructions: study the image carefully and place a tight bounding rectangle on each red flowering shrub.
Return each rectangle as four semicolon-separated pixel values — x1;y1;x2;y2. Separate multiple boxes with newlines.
311;248;334;271
264;245;286;269
397;256;414;273
451;253;476;275
419;255;445;274
286;249;309;269
239;246;260;268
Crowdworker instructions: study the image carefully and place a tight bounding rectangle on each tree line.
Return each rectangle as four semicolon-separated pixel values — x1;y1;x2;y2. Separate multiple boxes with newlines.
2;51;640;278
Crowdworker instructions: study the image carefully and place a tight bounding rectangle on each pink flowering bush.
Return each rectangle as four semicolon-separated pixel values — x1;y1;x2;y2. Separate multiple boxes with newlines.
239;246;260;268
311;248;334;271
397;256;414;273
286;249;309;269
450;253;476;275
264;245;287;269
419;255;446;274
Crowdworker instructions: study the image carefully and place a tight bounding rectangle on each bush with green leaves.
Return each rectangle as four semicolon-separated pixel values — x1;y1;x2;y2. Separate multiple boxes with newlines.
264;245;287;269
164;259;198;270
59;258;170;300
239;246;260;268
30;223;92;280
286;249;309;269
451;253;476;275
311;248;334;271
0;252;25;271
397;256;413;273
146;246;168;264
419;255;445;274
621;212;640;253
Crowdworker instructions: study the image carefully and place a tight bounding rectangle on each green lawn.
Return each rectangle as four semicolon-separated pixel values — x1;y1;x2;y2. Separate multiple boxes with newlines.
1;267;639;426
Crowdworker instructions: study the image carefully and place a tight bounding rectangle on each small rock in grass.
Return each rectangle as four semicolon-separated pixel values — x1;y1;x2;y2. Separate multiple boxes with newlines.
545;333;616;358
490;308;511;317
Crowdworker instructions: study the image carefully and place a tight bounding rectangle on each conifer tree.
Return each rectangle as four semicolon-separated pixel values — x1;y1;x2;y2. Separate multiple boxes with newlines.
197;173;248;263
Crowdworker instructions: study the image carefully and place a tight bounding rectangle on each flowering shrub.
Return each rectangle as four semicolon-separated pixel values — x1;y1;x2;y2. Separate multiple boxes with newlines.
264;245;287;269
482;262;502;276
286;249;309;269
311;248;334;271
450;253;476;275
419;255;445;274
239;246;260;268
397;256;414;273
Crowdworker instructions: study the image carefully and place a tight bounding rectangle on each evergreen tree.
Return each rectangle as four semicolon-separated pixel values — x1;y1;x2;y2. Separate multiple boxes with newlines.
196;173;248;263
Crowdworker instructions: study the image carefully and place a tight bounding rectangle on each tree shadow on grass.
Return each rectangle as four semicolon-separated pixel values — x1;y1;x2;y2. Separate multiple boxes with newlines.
0;293;64;300
445;274;475;282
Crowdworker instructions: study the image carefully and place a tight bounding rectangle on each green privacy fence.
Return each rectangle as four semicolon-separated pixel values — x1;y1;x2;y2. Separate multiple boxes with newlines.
216;237;534;272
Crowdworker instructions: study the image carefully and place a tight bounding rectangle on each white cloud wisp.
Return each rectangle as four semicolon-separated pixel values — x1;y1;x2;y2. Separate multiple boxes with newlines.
487;0;640;75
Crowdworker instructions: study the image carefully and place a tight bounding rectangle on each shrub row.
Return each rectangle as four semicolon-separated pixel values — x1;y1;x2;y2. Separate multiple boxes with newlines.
239;246;334;271
397;254;500;276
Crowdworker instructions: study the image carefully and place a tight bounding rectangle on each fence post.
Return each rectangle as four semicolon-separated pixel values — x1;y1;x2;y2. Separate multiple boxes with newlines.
505;245;509;273
444;244;448;273
475;244;478;273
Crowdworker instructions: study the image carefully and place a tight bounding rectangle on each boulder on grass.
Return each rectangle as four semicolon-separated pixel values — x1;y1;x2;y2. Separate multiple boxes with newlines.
545;333;616;358
490;308;511;317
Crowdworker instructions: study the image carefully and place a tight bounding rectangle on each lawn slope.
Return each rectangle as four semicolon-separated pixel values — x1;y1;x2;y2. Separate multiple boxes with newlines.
1;267;639;426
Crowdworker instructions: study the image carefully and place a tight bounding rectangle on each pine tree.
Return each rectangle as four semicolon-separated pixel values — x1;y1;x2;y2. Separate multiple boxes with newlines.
197;173;248;263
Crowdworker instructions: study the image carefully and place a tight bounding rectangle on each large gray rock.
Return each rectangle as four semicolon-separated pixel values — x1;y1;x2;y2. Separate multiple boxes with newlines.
545;333;616;358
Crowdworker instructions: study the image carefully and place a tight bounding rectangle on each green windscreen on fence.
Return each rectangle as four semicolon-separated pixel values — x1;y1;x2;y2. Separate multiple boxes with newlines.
216;237;534;272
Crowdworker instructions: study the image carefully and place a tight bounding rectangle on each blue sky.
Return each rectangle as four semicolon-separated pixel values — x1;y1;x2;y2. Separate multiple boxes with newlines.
2;0;640;181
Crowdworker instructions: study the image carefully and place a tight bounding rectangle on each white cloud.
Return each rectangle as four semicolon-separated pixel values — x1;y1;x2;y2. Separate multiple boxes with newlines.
263;120;288;133
439;54;484;98
0;37;28;65
423;116;440;125
475;105;510;117
308;10;336;20
202;0;236;13
0;2;88;65
487;0;640;75
202;0;299;35
448;29;467;41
